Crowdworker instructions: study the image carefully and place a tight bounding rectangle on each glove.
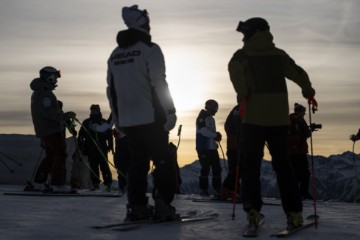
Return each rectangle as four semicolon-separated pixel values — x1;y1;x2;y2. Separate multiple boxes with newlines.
307;96;318;113
70;129;77;137
164;113;177;132
239;100;247;118
215;132;222;142
350;134;359;142
65;111;76;119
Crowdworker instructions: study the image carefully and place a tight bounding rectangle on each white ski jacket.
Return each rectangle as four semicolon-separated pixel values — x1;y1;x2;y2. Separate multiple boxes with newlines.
107;29;175;127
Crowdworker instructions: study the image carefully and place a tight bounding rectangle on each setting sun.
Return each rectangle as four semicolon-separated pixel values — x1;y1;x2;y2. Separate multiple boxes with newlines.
166;50;210;112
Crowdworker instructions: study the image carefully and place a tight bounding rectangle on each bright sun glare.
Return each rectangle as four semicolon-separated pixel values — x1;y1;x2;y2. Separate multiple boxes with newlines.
166;51;209;112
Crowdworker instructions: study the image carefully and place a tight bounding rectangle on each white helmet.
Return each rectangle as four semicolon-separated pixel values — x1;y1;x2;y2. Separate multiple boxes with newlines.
39;66;61;85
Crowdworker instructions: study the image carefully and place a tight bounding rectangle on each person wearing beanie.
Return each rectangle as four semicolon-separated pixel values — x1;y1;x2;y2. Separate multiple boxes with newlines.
106;5;178;222
289;103;313;200
77;104;113;190
29;66;76;193
228;17;318;232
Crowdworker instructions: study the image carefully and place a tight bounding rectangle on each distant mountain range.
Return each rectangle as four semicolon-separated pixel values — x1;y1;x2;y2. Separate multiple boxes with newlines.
176;152;360;203
1;134;360;202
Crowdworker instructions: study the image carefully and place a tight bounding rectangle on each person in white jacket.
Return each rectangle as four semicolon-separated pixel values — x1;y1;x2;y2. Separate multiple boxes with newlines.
106;5;178;222
195;99;222;196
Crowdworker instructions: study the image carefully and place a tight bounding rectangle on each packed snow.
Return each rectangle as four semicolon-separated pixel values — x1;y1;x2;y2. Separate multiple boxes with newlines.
1;134;360;239
1;184;360;240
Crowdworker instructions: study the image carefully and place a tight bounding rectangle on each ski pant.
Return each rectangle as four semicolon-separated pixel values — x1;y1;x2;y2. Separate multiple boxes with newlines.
222;148;242;191
124;122;176;205
87;148;112;187
241;124;302;214
290;153;311;198
114;136;131;190
197;149;222;192
35;132;67;186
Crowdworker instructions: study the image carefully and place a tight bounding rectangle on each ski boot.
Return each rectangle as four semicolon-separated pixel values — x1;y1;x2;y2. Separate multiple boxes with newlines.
286;212;303;230
154;199;179;222
24;181;49;192
199;189;209;196
124;203;154;222
247;208;262;227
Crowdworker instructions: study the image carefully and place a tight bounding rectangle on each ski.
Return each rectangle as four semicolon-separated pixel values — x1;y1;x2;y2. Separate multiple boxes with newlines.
24;180;50;192
92;219;152;229
92;213;218;230
3;191;123;198
92;212;205;229
192;198;281;206
112;214;219;232
270;214;319;238
242;213;265;237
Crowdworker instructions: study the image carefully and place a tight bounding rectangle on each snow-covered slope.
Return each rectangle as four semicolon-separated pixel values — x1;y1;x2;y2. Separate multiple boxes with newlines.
0;184;360;240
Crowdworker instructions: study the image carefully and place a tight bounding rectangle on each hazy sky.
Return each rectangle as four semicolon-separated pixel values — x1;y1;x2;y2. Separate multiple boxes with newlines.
1;0;359;167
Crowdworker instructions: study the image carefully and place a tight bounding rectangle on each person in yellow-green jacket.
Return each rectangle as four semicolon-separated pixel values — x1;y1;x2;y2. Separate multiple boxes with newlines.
228;17;318;231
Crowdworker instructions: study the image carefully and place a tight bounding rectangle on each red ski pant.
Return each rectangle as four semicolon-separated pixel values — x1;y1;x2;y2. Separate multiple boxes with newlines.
36;132;68;186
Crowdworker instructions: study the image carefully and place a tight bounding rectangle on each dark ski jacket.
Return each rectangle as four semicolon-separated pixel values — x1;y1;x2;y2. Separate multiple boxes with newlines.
30;78;65;138
288;113;311;154
228;31;315;126
224;105;242;150
196;109;218;150
78;115;113;155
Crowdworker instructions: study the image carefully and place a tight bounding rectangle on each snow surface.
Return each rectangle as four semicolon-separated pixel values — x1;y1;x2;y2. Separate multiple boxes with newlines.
1;184;360;240
1;134;360;239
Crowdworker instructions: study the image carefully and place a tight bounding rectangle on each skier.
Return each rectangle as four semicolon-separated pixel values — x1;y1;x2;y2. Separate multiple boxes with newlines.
30;66;76;193
106;5;178;222
350;129;360;142
91;113;130;194
289;103;313;200
77;104;113;190
196;99;222;196
228;17;317;230
219;104;243;201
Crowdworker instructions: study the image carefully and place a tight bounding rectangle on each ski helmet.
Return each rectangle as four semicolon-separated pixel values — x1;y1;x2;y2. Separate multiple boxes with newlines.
205;99;219;115
39;66;61;85
236;17;270;41
294;103;306;113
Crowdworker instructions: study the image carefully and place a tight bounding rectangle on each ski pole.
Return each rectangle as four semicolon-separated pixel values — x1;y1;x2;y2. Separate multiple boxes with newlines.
175;124;183;195
177;124;182;149
308;101;318;228
351;141;358;203
0;151;23;166
231;150;241;220
0;157;15;173
218;141;228;173
65;121;102;182
74;118;119;171
29;148;44;183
